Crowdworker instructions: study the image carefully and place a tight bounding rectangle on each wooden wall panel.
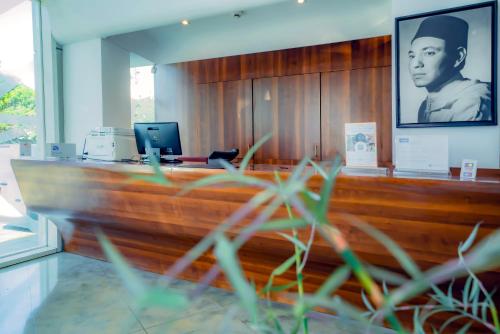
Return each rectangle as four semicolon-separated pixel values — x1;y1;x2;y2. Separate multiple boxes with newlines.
156;69;252;157
155;35;393;163
196;80;253;158
253;73;321;162
182;35;391;84
321;66;392;165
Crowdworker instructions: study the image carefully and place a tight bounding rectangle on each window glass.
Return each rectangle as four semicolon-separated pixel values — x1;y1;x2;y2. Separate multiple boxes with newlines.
0;1;37;144
130;66;155;126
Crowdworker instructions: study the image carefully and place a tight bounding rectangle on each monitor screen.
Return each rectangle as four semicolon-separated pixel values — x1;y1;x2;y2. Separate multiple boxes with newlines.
134;122;182;156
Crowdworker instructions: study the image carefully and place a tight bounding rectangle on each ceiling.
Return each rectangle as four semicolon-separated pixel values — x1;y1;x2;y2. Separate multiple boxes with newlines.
0;0;24;15
110;0;392;66
45;0;289;44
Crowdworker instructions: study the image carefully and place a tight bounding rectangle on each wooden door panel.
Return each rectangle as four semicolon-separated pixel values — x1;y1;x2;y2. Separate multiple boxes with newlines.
253;73;321;162
196;80;253;158
321;66;392;165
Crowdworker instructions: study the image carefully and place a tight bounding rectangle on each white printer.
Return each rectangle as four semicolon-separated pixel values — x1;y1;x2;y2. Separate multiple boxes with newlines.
85;127;138;161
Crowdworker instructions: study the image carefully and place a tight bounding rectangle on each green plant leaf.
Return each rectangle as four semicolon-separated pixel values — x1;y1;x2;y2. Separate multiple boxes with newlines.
481;300;489;322
462;275;473;309
306;158;328;179
97;231;146;297
215;234;259;323
456;321;473;334
439;314;466;333
469;278;480;303
365;265;409;286
315;265;351;299
262;281;298;293
459;223;481;254
413;308;425;334
277;232;307;251
179;173;270;195
257;218;309;231
272;254;299;277
346;216;422;280
239;132;272;172
136;286;188;310
318;156;342;217
471;283;480;317
361;289;376;313
382;281;389;296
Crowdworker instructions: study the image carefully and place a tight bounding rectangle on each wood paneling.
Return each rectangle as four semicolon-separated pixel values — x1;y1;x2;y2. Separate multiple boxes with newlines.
156;73;252;157
195;80;253;158
12;160;500;331
321;66;392;165
155;36;392;163
253;73;321;162
181;36;391;84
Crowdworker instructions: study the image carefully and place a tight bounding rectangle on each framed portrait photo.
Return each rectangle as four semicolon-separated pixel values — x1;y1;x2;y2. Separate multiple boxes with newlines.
396;1;497;128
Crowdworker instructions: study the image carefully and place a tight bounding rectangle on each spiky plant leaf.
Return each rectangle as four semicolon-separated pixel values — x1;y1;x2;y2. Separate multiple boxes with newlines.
456;322;473;334
239;132;272;172
362;289;376;313
459;223;481;253
413;308;425;334
262;281;299;293
215;234;259;323
365;265;409;286
257;218;309;231
315;265;351;299
97;231;146;296
346;216;422;280
277;232;307;251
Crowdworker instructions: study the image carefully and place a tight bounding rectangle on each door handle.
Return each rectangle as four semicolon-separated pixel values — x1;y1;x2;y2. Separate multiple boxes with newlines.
313;144;319;160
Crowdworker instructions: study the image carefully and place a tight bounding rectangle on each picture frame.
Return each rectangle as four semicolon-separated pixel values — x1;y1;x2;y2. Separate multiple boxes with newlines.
395;1;497;128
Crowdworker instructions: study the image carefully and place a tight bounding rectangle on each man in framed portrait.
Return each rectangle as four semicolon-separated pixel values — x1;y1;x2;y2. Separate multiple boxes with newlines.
408;15;492;123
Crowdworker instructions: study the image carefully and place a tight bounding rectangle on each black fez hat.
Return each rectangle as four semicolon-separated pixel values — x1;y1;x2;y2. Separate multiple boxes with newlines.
412;15;469;49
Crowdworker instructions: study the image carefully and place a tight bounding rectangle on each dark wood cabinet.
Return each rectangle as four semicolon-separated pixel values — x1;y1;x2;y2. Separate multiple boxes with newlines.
195;80;253;158
156;36;393;164
253;73;321;163
321;66;392;165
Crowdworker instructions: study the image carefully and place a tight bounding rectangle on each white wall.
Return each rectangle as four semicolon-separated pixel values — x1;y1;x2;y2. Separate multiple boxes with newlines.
63;39;131;153
63;39;103;154
101;39;131;128
392;0;500;168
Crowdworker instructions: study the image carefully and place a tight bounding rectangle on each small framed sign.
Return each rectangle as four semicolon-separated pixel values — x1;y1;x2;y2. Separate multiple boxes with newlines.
460;159;478;180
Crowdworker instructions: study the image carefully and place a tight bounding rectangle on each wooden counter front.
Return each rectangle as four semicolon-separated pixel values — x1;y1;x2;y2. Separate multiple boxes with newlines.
11;160;500;324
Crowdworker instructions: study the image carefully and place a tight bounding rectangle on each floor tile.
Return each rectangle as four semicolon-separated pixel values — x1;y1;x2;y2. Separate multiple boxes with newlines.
0;252;393;334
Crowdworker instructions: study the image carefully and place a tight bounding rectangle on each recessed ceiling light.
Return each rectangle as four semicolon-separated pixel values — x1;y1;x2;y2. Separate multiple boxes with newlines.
297;0;305;4
181;19;190;26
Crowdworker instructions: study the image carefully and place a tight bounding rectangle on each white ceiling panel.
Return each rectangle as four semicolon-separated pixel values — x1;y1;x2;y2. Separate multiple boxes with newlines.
45;0;288;44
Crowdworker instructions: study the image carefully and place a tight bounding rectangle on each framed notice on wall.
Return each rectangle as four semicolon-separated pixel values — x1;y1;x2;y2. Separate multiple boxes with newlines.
344;122;377;168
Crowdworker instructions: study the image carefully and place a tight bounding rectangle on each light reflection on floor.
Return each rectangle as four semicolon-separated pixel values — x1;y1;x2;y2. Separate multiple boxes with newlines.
0;253;394;334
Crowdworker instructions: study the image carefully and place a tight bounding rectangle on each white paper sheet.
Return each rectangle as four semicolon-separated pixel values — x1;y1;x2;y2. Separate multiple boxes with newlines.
395;135;449;172
345;122;377;168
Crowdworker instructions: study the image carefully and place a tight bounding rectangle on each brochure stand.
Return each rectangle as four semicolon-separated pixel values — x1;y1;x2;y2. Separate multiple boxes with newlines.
393;168;451;180
341;166;388;176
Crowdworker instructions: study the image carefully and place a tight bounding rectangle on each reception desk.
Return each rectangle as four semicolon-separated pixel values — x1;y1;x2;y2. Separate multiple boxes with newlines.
11;160;500;318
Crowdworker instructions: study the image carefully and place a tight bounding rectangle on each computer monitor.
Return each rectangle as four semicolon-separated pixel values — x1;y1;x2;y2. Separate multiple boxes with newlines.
134;122;182;163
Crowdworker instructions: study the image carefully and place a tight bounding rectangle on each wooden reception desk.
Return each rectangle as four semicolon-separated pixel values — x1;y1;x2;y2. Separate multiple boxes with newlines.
11;160;500;316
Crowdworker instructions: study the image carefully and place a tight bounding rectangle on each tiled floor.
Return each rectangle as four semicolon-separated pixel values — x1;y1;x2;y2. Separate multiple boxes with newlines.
0;252;393;334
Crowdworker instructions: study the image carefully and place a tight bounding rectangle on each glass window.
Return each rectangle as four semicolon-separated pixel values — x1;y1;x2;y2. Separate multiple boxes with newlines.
0;1;37;144
130;65;155;126
0;1;52;264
